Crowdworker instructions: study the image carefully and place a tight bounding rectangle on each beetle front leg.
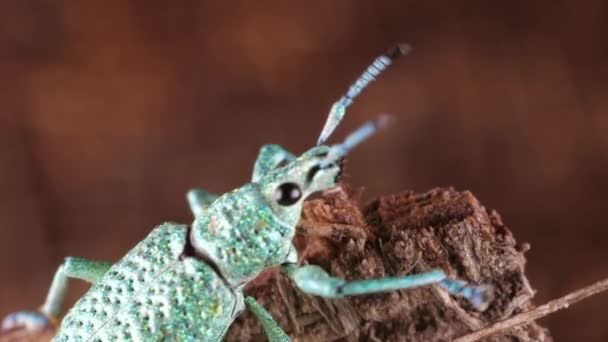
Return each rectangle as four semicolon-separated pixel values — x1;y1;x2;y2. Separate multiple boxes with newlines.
282;263;491;311
251;144;296;182
1;257;111;332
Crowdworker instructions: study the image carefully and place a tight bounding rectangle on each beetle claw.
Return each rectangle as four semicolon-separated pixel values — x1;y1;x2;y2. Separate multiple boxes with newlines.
1;311;56;333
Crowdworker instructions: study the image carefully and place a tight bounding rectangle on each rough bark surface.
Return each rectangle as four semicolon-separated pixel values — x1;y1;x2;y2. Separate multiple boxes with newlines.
0;186;548;341
227;186;548;341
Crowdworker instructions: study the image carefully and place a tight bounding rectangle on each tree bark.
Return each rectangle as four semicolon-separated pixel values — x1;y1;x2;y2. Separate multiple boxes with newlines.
225;185;548;341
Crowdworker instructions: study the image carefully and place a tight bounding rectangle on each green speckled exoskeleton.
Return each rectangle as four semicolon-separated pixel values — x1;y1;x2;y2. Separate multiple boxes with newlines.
2;45;491;341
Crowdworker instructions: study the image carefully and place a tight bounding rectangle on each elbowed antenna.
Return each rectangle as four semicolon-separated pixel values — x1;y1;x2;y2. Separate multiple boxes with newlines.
316;44;411;146
319;114;393;168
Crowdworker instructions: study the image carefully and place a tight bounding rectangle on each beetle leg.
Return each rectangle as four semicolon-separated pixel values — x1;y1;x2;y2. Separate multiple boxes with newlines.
40;257;111;318
245;296;290;342
1;257;111;332
282;264;492;311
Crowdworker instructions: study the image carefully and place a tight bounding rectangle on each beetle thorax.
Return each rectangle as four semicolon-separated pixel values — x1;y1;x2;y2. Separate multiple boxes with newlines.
189;184;298;286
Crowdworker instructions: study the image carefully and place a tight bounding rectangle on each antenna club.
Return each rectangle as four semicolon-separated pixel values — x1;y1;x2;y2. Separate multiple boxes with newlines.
386;43;412;60
374;114;394;130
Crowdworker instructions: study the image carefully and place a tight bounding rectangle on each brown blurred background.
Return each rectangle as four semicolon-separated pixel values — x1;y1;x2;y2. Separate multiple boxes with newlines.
0;1;607;340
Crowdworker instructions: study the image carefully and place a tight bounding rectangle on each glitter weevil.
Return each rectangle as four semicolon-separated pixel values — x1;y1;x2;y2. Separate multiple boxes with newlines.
2;45;491;341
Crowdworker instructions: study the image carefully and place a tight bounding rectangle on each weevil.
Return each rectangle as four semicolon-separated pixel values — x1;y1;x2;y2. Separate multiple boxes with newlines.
2;45;491;341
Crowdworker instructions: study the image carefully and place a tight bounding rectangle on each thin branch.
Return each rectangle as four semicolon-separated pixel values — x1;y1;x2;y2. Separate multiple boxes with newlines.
454;277;608;342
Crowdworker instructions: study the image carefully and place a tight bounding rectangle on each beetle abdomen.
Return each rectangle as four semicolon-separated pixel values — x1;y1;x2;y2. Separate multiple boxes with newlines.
53;223;241;341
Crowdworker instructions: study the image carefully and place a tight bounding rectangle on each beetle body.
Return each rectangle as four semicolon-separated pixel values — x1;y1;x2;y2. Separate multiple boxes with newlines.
55;145;338;341
3;45;492;342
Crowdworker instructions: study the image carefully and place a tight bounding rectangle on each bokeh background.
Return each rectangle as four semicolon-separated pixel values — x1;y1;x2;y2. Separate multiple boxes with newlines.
1;1;607;340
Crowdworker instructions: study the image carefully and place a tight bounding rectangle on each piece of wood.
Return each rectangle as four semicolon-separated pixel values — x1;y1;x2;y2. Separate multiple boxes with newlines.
226;186;548;341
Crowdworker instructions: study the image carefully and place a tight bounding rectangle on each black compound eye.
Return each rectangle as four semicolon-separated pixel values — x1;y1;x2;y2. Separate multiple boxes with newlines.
273;182;302;206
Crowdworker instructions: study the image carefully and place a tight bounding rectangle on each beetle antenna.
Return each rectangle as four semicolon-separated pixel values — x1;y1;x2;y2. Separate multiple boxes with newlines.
317;44;411;146
320;114;392;168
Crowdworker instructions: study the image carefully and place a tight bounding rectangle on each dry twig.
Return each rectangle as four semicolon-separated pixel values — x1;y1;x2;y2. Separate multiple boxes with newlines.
454;277;608;342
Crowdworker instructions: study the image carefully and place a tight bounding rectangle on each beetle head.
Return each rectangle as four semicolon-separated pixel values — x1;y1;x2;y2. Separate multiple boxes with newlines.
256;115;389;227
255;145;341;227
253;43;409;227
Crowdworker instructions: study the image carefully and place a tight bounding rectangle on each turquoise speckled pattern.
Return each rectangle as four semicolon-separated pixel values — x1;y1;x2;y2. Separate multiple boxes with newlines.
191;184;295;285
53;223;241;341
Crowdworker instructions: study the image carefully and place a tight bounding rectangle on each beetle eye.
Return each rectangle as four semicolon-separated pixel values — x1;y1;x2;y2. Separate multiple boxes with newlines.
273;182;302;206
